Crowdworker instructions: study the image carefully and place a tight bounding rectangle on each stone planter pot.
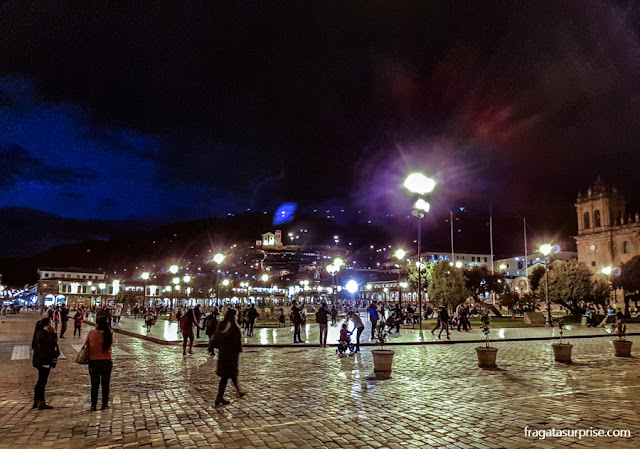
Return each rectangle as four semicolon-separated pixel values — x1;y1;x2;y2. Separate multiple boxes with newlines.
475;347;498;368
552;343;573;363
612;340;633;357
371;349;395;379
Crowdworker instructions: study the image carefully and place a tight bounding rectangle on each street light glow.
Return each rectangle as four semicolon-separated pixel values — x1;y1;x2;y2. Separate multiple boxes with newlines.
394;248;407;261
414;198;430;213
169;265;179;274
213;253;226;265
183;275;191;283
403;172;437;195
455;261;463;268
499;264;507;270
172;277;180;284
222;279;230;286
140;272;150;280
333;257;344;268
261;274;269;282
345;280;358;294
539;244;553;256
601;265;613;276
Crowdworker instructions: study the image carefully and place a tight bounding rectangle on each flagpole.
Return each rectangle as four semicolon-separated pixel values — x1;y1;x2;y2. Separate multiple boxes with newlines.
450;210;454;263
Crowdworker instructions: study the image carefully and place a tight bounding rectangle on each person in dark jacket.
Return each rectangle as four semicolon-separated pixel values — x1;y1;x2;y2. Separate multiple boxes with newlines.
32;318;59;410
437;306;451;340
194;305;203;338
180;309;200;355
214;309;245;405
291;301;303;343
315;302;329;347
59;305;69;338
245;305;258;337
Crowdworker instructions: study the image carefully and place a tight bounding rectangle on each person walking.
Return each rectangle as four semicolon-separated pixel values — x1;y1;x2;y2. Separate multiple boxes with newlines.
51;306;61;333
330;305;338;325
367;302;379;340
180;309;200;355
348;311;365;352
59;305;69;338
437;306;451;340
85;317;113;410
194;305;203;339
214;309;245;406
204;308;219;355
291;300;303;343
144;309;155;334
32;318;60;410
73;310;84;337
245;304;258;337
315;302;329;347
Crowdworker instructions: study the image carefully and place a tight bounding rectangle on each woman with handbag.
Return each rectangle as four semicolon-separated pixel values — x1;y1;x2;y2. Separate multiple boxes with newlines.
32;317;60;410
85;317;113;411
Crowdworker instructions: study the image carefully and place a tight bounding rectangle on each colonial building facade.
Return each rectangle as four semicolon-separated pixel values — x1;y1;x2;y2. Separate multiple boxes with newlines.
574;179;640;273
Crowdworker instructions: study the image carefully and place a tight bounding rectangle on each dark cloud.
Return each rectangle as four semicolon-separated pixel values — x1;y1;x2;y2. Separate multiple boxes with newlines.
0;144;95;187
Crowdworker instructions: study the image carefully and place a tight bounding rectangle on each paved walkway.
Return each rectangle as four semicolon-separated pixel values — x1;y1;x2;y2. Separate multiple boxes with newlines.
1;312;639;448
109;314;640;346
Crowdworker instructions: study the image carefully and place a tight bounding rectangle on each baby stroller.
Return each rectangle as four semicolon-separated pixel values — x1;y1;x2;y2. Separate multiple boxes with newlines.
336;330;356;356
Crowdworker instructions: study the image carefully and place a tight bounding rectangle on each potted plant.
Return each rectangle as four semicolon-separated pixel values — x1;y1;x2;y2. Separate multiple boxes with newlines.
551;318;573;363
475;312;498;368
612;321;633;357
371;322;394;379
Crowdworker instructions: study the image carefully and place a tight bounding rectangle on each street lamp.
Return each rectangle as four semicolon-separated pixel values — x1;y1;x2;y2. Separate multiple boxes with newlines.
601;265;615;305
326;263;340;304
169;265;179;274
141;272;150;306
539;243;554;326
404;171;437;331
213;253;226;305
395;249;406;303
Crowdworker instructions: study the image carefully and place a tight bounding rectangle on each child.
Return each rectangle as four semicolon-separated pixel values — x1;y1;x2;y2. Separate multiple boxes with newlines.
339;323;350;343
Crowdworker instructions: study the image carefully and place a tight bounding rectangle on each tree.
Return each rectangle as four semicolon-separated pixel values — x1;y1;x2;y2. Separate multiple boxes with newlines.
425;261;470;312
528;265;546;292
613;255;640;318
536;260;593;317
464;266;506;317
115;290;137;307
408;262;428;295
499;291;519;318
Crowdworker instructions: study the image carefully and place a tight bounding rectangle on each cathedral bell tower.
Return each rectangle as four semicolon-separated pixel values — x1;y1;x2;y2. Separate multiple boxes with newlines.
575;177;626;235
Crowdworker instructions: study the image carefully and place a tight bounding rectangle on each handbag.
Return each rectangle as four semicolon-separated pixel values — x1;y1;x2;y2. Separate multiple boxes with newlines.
75;338;90;365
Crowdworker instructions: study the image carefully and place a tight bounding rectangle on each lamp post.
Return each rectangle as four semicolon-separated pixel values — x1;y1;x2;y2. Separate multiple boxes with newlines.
601;265;615;306
261;274;269;305
326;263;339;305
394;249;406;304
539;244;554;326
213;253;226;306
403;171;436;331
141;272;150;306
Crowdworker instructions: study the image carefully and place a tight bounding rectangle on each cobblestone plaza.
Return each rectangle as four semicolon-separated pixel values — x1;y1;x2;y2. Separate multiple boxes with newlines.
1;313;638;448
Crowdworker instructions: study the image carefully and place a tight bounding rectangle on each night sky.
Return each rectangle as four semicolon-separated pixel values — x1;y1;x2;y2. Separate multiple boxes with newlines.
2;1;640;231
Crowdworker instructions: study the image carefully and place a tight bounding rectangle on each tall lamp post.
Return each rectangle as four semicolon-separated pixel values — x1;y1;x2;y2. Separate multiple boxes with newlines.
140;272;150;306
539;244;554;326
213;253;226;306
404;172;436;331
601;265;614;306
394;249;406;304
326;264;339;305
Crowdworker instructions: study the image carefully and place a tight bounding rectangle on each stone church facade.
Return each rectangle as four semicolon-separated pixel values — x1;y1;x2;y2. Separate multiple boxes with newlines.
574;178;640;273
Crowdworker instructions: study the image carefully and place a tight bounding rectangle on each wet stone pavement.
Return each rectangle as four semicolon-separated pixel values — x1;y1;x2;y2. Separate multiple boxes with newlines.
1;312;639;448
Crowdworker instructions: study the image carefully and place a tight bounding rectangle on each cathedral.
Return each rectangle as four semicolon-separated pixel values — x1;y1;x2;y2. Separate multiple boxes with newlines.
574;178;640;273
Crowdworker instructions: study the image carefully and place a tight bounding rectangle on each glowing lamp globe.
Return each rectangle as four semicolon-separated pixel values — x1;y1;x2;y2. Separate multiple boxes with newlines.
403;172;437;195
213;253;226;265
539;244;553;256
345;280;359;294
395;249;407;261
414;198;430;213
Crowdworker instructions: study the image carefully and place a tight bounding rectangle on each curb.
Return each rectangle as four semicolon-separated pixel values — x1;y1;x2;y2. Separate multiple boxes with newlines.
86;319;640;348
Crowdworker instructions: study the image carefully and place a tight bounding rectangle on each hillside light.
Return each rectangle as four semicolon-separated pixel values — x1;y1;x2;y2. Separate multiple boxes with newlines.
222;279;230;287
261;274;269;283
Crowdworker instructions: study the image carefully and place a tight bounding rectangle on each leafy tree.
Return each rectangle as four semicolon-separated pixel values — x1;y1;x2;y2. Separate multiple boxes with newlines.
408;262;428;295
464;266;506;317
536;260;593;317
115;290;137;307
613;255;640;318
425;261;470;312
499;290;519;317
528;265;546;292
519;292;540;311
586;279;611;310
